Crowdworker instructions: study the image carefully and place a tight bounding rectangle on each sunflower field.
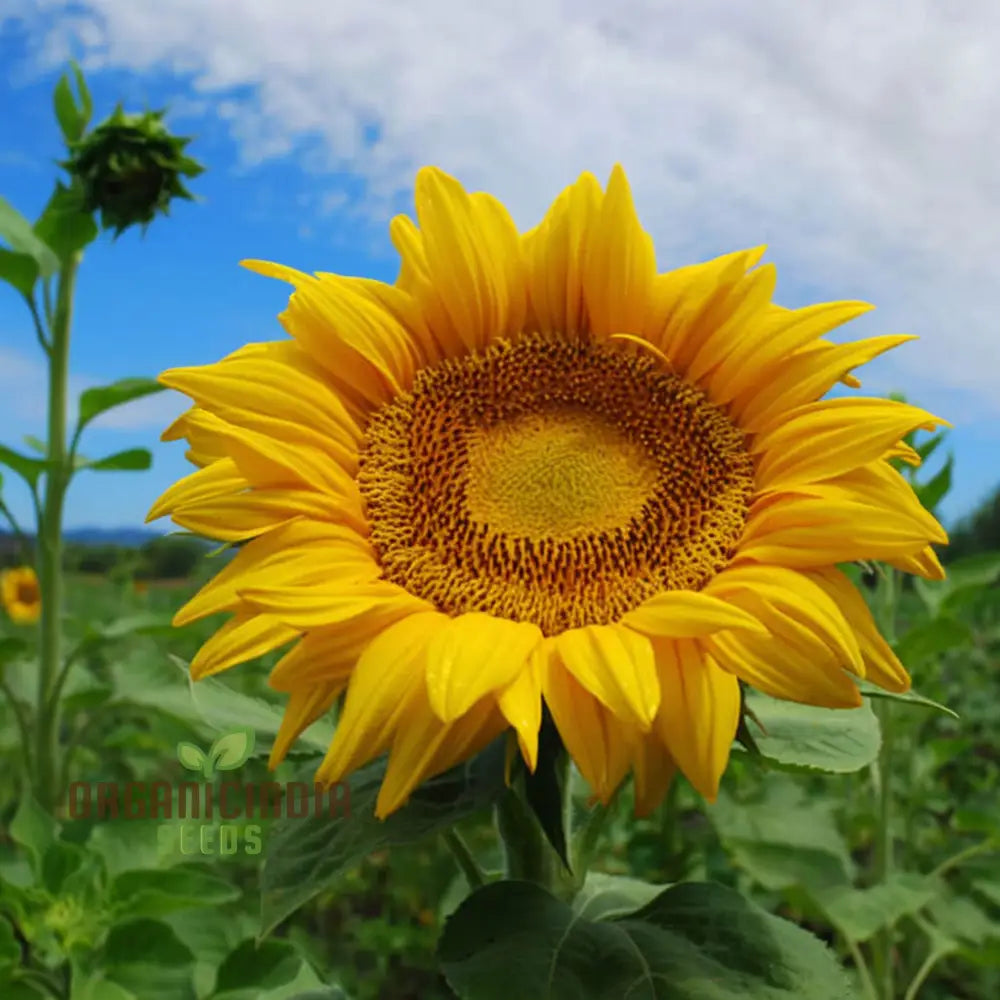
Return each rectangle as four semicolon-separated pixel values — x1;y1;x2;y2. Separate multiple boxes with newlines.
2;62;1000;1000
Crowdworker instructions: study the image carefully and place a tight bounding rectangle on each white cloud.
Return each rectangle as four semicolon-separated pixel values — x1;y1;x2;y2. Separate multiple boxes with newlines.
7;0;1000;420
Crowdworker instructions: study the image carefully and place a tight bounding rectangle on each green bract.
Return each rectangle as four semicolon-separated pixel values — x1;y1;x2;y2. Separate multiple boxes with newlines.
61;105;204;236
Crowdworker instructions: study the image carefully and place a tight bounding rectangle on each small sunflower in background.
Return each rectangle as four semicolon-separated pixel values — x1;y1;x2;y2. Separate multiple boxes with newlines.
1;566;42;626
148;165;947;818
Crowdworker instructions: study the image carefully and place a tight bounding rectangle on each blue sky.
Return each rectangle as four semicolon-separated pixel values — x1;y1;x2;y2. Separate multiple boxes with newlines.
1;2;999;534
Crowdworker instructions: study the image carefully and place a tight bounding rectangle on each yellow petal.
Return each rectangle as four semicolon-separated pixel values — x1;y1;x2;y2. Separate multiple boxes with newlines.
174;486;366;542
707;300;873;403
887;544;946;581
753;398;950;491
738;496;943;567
395;167;527;356
731;334;918;431
554;624;659;731
497;643;547;772
523;171;602;337
269;682;343;768
629;736;677;818
542;658;614;794
424;613;542;723
146;458;247;523
705;564;863;675
580;165;656;338
189;611;300;680
173;521;374;626
652;639;740;800
806;567;911;692
315;612;449;784
709;629;863;708
268;601;425;692
239;582;420;631
376;690;507;817
620;590;767;638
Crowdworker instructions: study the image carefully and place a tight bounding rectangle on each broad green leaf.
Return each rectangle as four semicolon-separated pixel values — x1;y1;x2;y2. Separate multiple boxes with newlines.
108;867;240;918
284;992;351;1000
33;183;98;263
738;690;880;773
856;680;958;719
214;939;302;994
9;793;59;873
54;73;87;142
88;612;174;641
0;442;47;488
811;874;937;943
176;742;207;772
572;872;668;921
260;740;508;935
917;551;1000;617
710;778;856;892
0;195;58;276
210;728;256;771
438;880;856;1000
84;448;153;472
77;378;166;433
103;919;196;1000
0;247;39;297
926;893;1000;945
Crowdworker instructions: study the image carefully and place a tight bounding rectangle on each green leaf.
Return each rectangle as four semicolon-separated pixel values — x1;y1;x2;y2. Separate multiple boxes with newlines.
84;448;153;472
103;919;196;1000
856;681;959;719
572;872;668;921
0;195;58;276
0;248;39;297
0;442;47;488
916;432;945;463
108;867;240;918
926;893;1000;945
54;72;87;142
0;636;30;667
738;690;881;773
33;183;98;262
521;713;569;869
210;728;256;771
9;793;59;873
0;916;19;975
41;841;87;894
77;378;166;434
71;61;93;127
438;880;856;1000
893;617;972;669
176;742;207;772
811;874;937;943
916;452;953;512
260;739;508;935
71;977;138;1000
214;939;302;994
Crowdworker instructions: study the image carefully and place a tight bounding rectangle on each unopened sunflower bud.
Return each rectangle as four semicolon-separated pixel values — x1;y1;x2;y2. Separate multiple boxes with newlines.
62;105;204;236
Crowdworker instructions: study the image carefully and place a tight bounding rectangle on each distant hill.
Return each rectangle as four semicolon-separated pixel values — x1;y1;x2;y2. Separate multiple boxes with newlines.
1;526;171;548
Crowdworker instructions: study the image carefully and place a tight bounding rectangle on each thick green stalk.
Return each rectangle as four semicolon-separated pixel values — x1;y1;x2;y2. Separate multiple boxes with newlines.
34;253;79;813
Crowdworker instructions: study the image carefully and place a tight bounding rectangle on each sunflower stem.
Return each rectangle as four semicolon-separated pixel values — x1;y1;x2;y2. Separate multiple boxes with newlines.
34;251;79;814
872;565;899;999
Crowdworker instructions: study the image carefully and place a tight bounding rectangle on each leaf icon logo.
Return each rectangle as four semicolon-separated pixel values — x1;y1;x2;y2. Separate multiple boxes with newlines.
176;728;255;779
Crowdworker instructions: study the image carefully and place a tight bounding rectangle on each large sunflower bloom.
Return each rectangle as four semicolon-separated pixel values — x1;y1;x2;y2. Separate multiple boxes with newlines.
148;166;947;818
1;566;42;625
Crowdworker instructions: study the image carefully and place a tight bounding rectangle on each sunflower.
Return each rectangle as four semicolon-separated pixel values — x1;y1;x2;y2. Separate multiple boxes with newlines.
148;165;947;818
1;565;42;625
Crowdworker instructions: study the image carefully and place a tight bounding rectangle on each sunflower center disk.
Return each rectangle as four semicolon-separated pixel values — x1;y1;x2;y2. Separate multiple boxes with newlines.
358;333;755;635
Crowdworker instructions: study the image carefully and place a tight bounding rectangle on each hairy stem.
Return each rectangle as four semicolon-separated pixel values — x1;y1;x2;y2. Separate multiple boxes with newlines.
34;252;79;813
